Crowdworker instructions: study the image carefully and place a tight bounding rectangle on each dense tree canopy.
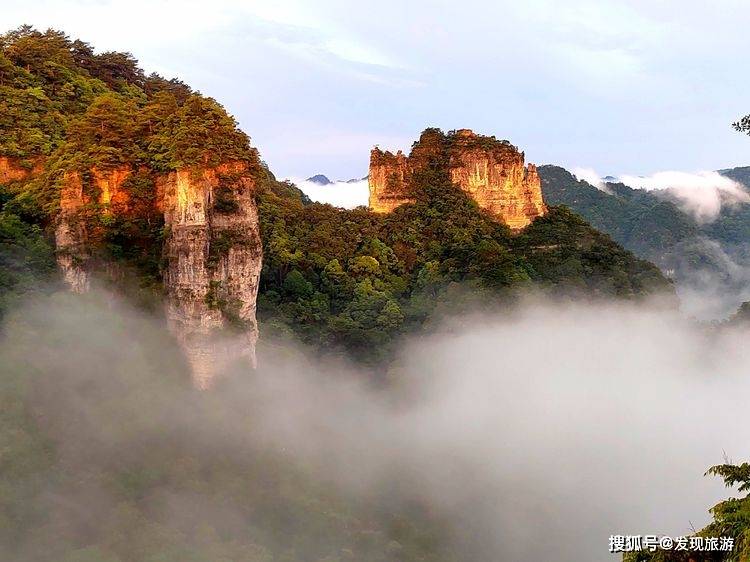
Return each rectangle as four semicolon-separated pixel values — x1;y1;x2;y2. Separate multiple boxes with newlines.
257;163;671;363
0;26;262;314
0;26;253;170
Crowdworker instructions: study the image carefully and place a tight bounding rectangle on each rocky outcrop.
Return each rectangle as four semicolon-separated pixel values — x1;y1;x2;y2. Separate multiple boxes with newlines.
447;129;546;229
0;156;43;184
54;166;132;293
369;149;412;213
93;166;131;208
368;128;547;229
52;162;262;389
158;162;262;389
55;171;91;293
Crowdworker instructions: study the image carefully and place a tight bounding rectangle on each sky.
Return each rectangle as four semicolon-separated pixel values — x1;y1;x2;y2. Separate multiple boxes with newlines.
4;0;750;179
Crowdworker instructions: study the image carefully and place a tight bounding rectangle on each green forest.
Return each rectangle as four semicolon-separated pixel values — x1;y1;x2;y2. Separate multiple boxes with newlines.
257;164;670;363
539;164;750;310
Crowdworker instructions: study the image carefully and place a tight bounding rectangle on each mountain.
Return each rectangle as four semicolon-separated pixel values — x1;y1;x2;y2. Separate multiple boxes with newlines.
538;165;750;318
303;174;365;185
305;173;332;185
0;26;680;562
345;176;367;183
369;128;545;228
257;128;672;362
719;165;750;186
303;175;366;185
0;26;274;388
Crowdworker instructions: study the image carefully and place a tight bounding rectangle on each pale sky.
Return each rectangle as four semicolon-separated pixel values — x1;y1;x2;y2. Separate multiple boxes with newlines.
4;0;750;179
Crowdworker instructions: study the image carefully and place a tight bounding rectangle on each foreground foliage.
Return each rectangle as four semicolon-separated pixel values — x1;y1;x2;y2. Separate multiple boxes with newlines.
625;462;750;561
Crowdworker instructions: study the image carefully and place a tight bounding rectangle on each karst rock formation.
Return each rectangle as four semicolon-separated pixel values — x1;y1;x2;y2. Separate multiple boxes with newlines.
369;128;546;229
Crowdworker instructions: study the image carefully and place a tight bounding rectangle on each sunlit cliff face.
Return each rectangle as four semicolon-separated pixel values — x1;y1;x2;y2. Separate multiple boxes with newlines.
159;162;262;389
53;161;262;389
93;166;131;208
55;170;91;293
368;129;546;228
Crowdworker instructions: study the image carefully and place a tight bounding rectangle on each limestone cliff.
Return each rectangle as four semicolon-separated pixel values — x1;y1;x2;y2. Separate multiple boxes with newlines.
93;166;131;208
158;162;261;389
54;166;132;293
368;128;546;229
369;149;412;213
55;171;91;293
53;162;262;389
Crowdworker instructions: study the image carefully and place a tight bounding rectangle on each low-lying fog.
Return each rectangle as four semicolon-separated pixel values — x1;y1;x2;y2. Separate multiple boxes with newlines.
3;292;749;560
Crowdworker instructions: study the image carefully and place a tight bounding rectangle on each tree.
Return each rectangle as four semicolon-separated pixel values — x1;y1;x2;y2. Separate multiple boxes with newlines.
147;94;253;170
733;115;750;136
65;92;141;167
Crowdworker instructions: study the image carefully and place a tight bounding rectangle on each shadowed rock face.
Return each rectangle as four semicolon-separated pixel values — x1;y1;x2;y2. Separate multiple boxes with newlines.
55;171;93;293
54;162;262;389
55;166;134;293
368;128;547;229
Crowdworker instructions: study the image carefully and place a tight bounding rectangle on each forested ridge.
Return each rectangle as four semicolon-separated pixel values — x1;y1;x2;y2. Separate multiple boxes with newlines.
257;162;671;363
0;26;671;357
539;164;750;319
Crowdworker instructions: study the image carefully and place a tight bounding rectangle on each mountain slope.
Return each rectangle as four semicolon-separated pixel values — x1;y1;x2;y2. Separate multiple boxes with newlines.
258;144;672;363
539;164;750;318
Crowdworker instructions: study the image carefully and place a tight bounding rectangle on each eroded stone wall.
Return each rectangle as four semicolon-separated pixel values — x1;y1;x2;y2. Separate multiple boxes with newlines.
159;162;262;389
52;162;263;389
0;156;43;184
368;129;547;229
55;171;91;293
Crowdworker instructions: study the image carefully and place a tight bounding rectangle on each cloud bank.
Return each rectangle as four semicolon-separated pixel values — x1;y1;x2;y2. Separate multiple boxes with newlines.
572;167;609;192
619;170;750;222
4;291;750;561
288;176;369;208
571;167;750;223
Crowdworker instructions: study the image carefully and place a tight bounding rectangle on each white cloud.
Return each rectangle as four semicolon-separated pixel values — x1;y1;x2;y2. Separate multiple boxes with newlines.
323;37;402;68
619;170;750;222
572;167;609;191
287;177;369;209
14;292;750;561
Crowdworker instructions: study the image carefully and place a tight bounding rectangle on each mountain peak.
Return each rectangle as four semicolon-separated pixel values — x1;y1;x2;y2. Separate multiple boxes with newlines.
369;128;546;228
306;174;332;185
